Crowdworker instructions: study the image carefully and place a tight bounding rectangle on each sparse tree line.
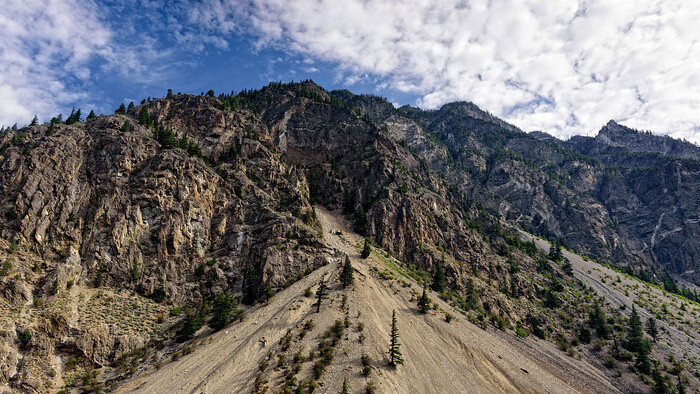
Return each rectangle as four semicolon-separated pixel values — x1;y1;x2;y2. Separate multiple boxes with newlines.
249;252;403;393
582;299;687;393
351;207;693;393
549;237;699;304
0;90;209;162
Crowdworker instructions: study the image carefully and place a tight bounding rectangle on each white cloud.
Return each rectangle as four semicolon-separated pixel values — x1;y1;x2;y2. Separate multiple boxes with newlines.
198;0;700;142
0;0;111;126
3;0;698;144
0;0;176;127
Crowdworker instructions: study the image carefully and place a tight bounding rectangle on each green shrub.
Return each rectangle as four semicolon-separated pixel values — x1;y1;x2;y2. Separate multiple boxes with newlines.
209;293;240;331
0;260;11;276
515;321;529;338
176;310;204;342
18;330;31;349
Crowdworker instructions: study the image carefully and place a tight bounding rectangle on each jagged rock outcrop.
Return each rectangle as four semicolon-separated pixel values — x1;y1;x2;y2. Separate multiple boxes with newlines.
1;80;698;391
329;92;700;285
0;93;336;391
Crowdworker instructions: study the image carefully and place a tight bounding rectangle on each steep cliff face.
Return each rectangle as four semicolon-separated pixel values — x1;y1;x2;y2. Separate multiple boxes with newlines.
562;122;700;284
329;92;699;286
0;97;328;301
0;94;337;391
358;99;643;273
0;81;698;392
575;120;700;161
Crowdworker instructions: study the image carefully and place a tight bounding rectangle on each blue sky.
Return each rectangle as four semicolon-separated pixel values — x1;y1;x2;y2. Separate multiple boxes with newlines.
1;0;698;142
88;30;418;112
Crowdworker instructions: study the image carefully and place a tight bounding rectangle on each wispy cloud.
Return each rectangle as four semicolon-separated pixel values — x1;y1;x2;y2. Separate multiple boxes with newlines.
0;0;111;125
2;1;698;143
0;0;180;126
193;0;699;142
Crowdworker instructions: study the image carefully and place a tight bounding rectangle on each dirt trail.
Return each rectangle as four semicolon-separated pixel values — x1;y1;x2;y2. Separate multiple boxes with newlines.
120;208;621;393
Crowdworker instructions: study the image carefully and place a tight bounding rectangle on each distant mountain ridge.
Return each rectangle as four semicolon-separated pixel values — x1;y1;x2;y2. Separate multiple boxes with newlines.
569;119;700;162
328;89;700;287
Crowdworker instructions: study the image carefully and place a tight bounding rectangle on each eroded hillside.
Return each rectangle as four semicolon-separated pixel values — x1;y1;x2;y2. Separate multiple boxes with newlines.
0;81;697;393
119;208;622;394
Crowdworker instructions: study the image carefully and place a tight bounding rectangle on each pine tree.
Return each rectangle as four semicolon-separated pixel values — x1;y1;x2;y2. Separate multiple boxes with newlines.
340;255;354;288
138;107;153;127
167;89;173;98
176;308;205;342
627;306;652;373
209;293;239;330
671;362;685;394
418;286;431;313
30;115;38;126
652;368;671;393
431;262;445;293
65;108;76;125
389;310;404;366
646;316;658;342
354;205;368;235
115;103;126;114
548;242;562;262
11;131;25;146
86;110;96;120
341;375;349;394
588;300;609;339
127;101;135;111
626;306;644;351
50;278;59;295
121;120;132;132
609;324;624;358
361;239;371;259
74;108;81;122
242;265;259;305
635;339;652;374
562;258;573;275
315;275;327;313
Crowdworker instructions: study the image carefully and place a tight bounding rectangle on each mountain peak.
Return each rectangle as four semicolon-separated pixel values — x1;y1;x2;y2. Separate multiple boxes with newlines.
598;119;637;138
436;101;521;133
529;130;559;142
594;119;700;160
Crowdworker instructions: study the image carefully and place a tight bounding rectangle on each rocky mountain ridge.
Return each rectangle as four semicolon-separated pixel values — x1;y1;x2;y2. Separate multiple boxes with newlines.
0;80;698;392
331;91;700;287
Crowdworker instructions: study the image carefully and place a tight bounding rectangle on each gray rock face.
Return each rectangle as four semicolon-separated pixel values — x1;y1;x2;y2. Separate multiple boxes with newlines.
0;99;327;299
0;81;698;391
0;94;334;390
594;120;700;160
330;94;700;286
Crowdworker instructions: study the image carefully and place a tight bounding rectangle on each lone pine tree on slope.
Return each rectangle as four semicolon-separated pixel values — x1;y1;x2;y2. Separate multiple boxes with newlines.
340;255;354;288
315;275;328;313
361;238;371;259
389;309;404;367
418;286;431;313
341;375;349;394
548;241;563;262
